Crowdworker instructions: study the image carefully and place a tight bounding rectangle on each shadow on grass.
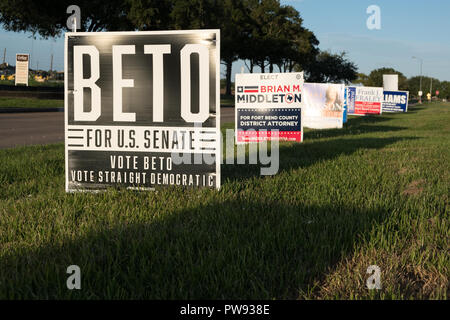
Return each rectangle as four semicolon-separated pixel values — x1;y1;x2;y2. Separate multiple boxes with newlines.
347;114;393;125
405;106;426;113
0;199;393;300
304;124;405;140
0;136;415;299
300;112;405;140
223;136;416;183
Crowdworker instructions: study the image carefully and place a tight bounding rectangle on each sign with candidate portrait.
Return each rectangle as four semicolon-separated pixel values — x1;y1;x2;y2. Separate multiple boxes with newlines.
382;90;409;112
347;86;383;115
235;72;303;143
65;30;221;192
303;83;345;129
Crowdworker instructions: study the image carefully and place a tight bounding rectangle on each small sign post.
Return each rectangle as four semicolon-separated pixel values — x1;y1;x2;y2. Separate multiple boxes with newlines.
15;53;29;86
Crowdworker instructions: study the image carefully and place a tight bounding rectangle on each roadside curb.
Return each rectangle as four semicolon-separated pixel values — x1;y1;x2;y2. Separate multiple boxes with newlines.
0;107;64;113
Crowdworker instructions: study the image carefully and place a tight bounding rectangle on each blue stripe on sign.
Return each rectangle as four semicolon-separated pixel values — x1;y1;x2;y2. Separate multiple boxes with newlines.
237;108;302;131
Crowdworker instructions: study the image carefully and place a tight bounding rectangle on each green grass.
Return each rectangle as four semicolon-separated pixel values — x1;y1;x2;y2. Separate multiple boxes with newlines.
0;79;64;88
0;103;448;299
0;97;63;109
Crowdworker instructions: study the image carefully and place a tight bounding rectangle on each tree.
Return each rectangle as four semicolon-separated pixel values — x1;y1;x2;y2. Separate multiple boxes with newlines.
240;0;281;73
127;0;173;30
0;0;134;37
171;0;252;96
366;67;408;90
219;0;252;96
282;27;319;73
301;51;357;84
437;81;450;99
128;0;252;96
271;6;319;73
169;0;221;29
353;73;369;86
407;76;440;98
241;0;318;75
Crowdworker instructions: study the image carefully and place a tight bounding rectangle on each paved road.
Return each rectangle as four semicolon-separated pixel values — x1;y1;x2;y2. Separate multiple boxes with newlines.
0;107;235;149
221;106;235;124
0;112;64;149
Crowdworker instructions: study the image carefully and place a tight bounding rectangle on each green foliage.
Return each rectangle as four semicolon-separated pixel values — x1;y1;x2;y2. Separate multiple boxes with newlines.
240;0;318;73
437;81;450;99
353;73;369;86
407;76;441;98
0;0;134;37
0;0;355;91
0;97;63;108
0;79;64;88
126;0;173;30
301;51;358;84
353;69;450;100
366;68;408;90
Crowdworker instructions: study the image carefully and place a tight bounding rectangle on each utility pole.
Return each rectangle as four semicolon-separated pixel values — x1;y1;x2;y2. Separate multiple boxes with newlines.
412;56;423;103
30;38;34;71
430;78;433;101
50;54;53;72
2;48;5;64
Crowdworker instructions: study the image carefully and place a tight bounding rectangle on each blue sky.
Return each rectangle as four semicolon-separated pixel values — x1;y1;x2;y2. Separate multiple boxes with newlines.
0;0;448;81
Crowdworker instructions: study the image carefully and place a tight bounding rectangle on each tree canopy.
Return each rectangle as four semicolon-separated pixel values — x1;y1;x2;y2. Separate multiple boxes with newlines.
353;73;369;86
0;0;133;37
407;76;441;97
366;67;408;90
0;0;361;94
301;51;358;84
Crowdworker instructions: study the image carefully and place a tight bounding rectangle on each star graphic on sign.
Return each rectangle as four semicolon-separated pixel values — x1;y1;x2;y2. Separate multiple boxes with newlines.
287;95;293;102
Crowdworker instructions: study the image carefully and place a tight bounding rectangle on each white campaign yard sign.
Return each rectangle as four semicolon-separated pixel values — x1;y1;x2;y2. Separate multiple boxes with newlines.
383;74;398;91
303;83;345;129
235;72;304;143
15;53;29;86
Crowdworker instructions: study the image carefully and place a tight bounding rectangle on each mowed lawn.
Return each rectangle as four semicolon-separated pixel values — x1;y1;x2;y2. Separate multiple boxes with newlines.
0;97;63;109
0;103;448;299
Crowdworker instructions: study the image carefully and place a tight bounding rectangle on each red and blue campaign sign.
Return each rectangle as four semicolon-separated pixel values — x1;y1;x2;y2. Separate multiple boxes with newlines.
347;86;383;116
382;90;409;112
237;108;302;142
235;72;304;143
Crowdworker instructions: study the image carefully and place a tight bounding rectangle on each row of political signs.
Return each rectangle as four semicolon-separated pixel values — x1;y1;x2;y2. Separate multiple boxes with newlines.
64;30;409;192
235;75;409;142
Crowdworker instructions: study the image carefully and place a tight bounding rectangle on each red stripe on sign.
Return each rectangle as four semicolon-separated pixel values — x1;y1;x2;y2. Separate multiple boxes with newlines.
237;131;302;142
354;101;381;115
244;90;258;93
